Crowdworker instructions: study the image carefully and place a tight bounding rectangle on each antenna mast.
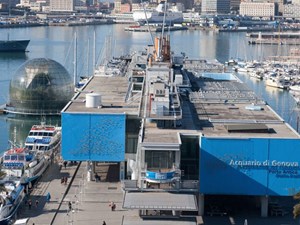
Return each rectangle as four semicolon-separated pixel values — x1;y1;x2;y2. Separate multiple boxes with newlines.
142;1;156;55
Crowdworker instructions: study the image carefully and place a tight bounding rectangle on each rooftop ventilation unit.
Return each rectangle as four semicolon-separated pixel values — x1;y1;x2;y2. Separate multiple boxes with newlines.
225;124;270;133
86;93;101;108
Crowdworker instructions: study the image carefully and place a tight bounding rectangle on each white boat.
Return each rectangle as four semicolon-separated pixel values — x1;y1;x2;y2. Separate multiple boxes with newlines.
24;124;61;156
265;77;290;89
0;177;25;224
249;72;263;80
289;84;300;92
132;1;183;25
2;146;50;185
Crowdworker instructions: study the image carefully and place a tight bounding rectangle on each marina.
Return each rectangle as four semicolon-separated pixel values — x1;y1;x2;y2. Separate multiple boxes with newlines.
1;24;300;225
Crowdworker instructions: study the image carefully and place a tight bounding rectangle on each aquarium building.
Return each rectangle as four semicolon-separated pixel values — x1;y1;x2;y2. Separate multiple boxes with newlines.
61;44;300;221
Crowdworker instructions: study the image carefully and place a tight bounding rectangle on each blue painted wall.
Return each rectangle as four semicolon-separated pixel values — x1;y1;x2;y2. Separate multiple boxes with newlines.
61;113;126;161
200;137;300;196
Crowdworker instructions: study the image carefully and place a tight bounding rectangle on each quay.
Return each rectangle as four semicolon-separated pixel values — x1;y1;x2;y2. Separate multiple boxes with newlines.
17;161;136;225
124;25;188;32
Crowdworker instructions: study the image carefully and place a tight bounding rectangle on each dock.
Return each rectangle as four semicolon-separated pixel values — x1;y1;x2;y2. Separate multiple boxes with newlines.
124;25;188;32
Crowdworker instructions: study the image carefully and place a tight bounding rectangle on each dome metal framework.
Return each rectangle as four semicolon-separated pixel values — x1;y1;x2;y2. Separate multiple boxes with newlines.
7;58;74;115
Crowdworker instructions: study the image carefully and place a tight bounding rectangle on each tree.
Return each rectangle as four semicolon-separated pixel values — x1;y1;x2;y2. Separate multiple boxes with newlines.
293;192;300;219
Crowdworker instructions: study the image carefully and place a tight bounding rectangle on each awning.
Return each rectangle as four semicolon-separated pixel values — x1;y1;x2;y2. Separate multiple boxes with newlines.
122;217;197;225
123;192;198;211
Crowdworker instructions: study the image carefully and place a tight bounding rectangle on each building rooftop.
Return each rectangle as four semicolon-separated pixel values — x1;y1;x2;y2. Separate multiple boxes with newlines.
62;55;300;145
63;75;141;116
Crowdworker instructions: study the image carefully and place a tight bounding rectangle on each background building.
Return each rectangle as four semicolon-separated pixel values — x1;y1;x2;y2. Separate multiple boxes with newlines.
283;3;300;18
201;0;231;15
240;2;277;18
49;0;74;12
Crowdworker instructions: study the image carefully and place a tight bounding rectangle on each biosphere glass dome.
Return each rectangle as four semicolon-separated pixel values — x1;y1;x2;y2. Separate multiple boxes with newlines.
9;58;74;115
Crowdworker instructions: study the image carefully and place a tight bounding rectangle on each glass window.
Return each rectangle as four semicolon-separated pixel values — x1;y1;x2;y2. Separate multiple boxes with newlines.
18;155;25;161
11;155;17;161
126;137;138;154
145;151;175;169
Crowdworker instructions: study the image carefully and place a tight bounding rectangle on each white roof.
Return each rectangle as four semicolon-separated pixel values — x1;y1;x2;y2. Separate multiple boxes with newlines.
13;218;29;225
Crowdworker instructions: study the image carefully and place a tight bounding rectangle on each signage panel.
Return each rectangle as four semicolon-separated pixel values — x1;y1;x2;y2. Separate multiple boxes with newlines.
200;137;300;196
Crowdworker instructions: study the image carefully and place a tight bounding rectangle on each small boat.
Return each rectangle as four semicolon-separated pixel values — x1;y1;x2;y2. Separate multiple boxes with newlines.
0;40;29;52
289;84;300;92
0;177;25;224
265;77;290;89
2;146;50;185
24;124;61;156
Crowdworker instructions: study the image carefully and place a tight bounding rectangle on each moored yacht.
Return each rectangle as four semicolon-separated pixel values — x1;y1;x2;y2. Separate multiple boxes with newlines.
0;177;25;224
2;146;50;185
265;77;290;89
289;84;300;92
25;124;61;156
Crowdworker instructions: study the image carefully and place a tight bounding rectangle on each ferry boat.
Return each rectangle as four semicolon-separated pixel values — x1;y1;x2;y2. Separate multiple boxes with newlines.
0;40;29;52
0;177;25;225
2;146;50;185
24;124;61;156
132;1;183;25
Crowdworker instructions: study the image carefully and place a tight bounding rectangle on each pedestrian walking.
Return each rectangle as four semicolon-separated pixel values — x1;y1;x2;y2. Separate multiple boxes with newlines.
109;201;116;211
46;192;51;203
68;201;72;211
59;161;63;170
63;161;67;169
61;177;64;184
64;176;68;185
28;199;32;210
102;221;106;225
35;199;39;208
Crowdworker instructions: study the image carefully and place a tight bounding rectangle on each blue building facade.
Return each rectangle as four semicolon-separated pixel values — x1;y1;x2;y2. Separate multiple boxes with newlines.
200;137;300;196
61;113;126;162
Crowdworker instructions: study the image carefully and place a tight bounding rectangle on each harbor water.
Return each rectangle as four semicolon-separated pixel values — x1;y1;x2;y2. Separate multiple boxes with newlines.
0;24;299;153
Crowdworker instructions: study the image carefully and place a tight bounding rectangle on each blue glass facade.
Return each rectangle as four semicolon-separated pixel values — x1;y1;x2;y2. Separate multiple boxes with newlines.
61;113;126;162
200;137;300;196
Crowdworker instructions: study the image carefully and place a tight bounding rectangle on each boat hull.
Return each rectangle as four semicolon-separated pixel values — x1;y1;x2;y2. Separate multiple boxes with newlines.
0;40;30;52
0;182;25;225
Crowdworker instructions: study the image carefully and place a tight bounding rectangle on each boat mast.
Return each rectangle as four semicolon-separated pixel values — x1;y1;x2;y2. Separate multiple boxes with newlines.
73;32;77;87
93;30;96;73
87;38;90;77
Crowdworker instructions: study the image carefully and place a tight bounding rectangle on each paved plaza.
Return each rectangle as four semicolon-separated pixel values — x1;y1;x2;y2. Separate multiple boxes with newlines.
15;161;300;225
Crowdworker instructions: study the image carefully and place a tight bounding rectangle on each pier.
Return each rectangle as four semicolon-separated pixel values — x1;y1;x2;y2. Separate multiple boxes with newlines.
124;25;188;32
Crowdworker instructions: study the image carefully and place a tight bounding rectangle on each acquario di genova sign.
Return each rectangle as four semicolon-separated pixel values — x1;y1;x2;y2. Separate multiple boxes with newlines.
229;159;300;178
229;160;299;168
